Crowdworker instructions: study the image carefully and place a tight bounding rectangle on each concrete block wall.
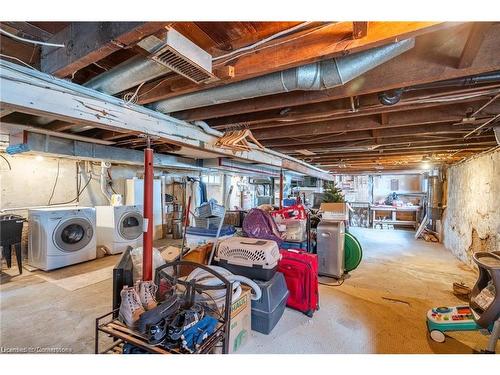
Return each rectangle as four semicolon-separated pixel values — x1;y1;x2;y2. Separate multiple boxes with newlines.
442;150;500;267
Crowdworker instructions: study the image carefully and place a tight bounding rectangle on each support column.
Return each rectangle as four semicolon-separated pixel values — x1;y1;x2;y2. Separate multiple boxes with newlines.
142;140;154;281
279;169;284;209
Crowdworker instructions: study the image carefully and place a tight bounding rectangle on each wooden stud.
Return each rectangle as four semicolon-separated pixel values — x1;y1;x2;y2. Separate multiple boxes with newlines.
353;22;368;39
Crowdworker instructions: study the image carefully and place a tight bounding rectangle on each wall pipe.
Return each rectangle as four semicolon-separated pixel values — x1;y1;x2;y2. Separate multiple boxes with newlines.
99;161;112;203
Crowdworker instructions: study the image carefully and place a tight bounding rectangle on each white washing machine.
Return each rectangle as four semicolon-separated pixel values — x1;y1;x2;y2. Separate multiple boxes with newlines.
96;205;143;255
28;207;97;271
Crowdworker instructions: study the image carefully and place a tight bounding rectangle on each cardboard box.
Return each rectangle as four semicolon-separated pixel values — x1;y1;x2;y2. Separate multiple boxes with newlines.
227;286;251;353
320;202;348;221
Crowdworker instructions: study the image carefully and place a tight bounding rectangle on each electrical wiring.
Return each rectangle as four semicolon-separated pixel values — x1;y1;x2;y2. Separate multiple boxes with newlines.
48;161;95;206
0;28;65;48
47;159;61;205
50;173;93;206
107;169;118;195
123;81;146;104
0;154;12;171
213;22;312;61
319;275;345;287
0;53;36;70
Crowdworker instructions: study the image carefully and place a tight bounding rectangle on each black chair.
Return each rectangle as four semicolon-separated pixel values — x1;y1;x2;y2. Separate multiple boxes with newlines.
0;214;25;274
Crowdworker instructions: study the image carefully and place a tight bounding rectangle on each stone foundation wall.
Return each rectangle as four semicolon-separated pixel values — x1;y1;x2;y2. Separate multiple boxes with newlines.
442;150;499;267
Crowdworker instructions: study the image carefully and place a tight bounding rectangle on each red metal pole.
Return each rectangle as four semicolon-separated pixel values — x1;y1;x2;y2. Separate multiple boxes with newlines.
142;146;154;281
279;169;284;209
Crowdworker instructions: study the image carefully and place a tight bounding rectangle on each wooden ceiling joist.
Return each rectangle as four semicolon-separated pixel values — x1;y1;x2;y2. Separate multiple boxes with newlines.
174;23;500;122
41;22;172;78
250;102;500;141
0;60;332;180
137;22;448;104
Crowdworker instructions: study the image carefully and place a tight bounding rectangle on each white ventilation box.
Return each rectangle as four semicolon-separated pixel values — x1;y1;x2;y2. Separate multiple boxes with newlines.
149;29;215;84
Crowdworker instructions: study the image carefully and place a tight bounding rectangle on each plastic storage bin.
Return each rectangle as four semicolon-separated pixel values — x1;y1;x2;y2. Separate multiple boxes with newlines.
251;272;289;334
194;216;222;228
281;240;308;250
195;201;225;218
185;225;236;248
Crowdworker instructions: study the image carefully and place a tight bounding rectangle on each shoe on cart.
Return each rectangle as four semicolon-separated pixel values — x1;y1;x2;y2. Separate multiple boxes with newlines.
119;286;145;328
135;280;158;311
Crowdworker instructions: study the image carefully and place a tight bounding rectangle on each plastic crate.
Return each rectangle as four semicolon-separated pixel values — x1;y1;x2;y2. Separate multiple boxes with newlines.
195;201;225;218
194;216;222;228
251;272;289;334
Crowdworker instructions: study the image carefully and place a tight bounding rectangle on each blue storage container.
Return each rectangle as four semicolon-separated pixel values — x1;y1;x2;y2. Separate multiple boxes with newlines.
186;225;236;237
281;240;308;250
282;198;297;207
251;272;289;334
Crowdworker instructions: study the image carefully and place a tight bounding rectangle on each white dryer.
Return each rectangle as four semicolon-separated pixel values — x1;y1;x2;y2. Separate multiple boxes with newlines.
96;205;143;255
28;207;97;271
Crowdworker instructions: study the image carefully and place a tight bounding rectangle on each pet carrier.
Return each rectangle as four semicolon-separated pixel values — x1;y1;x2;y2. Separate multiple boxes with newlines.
214;237;281;281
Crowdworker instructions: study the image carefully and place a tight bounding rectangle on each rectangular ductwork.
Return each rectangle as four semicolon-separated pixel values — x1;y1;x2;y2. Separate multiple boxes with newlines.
149;29;215;84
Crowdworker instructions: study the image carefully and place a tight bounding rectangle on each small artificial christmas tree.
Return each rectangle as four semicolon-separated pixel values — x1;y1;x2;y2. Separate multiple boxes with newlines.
322;181;345;203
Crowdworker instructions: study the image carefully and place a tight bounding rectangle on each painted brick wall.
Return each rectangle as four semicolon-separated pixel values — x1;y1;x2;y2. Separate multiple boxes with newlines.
442;150;500;267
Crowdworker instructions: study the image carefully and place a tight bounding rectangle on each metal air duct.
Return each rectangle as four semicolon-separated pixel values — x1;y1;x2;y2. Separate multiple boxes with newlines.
149;38;415;114
84;55;170;95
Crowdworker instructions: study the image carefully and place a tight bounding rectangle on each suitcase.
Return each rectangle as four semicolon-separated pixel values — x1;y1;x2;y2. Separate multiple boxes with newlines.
277;249;319;317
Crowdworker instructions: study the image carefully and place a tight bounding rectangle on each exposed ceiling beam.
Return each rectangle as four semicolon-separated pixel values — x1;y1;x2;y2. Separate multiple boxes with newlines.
137;22;449;104
265;123;484;149
457;22;494;69
208;86;500;129
173;23;500;122
41;22;172;77
0;60;332;180
302;145;492;161
283;136;495;155
251;102;500;140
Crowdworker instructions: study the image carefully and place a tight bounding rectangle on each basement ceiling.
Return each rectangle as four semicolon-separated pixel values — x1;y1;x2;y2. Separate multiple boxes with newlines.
1;21;499;174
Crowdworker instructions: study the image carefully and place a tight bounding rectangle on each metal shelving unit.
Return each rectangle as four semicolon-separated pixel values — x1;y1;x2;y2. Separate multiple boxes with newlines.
95;260;232;354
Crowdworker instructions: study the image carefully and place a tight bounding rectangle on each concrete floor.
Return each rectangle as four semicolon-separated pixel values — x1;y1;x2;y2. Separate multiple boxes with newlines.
1;228;497;354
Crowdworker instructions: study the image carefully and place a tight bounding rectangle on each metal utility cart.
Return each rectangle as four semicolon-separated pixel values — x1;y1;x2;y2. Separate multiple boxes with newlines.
95;261;232;354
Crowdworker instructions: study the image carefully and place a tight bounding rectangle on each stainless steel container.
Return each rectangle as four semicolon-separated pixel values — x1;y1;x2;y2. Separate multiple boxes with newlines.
316;219;345;278
172;219;183;239
427;176;443;220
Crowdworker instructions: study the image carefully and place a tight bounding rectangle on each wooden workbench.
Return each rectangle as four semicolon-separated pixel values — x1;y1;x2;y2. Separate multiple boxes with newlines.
371;205;421;229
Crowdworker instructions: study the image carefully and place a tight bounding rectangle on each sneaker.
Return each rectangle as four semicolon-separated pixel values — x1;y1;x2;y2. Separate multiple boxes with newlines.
119;286;145;328
136;280;158;311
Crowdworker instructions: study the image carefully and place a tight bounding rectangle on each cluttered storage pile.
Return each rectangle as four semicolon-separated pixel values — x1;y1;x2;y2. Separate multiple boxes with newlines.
105;201;320;354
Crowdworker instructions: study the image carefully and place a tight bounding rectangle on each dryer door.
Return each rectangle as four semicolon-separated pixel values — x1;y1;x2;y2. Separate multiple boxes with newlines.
118;211;143;241
54;218;94;252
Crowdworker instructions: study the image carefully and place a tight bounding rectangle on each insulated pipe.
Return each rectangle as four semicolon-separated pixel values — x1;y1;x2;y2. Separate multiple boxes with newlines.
142;147;154;281
149;38;415;113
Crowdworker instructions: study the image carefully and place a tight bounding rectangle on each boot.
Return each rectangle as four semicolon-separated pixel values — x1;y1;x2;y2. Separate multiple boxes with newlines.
136;280;158;311
119;286;145;328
